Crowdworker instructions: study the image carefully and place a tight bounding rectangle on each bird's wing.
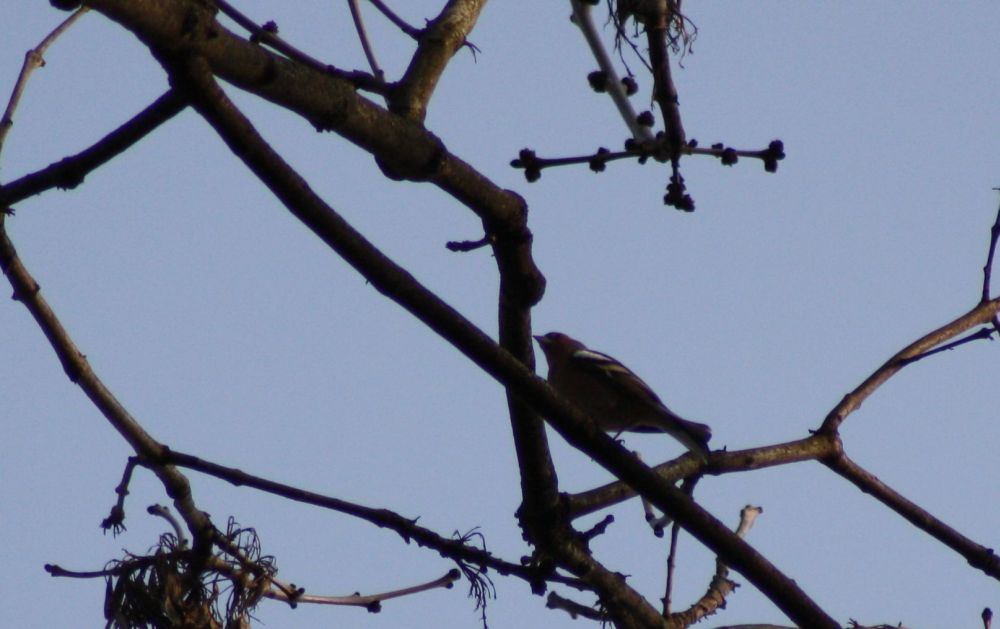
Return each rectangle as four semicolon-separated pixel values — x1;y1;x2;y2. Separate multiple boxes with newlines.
569;348;666;407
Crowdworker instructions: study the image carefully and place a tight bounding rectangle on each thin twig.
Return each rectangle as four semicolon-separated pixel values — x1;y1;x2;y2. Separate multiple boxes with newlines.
511;140;785;182
982;190;1000;303
348;0;384;79
0;7;89;157
148;504;187;546
213;0;388;93
367;0;421;39
898;326;995;365
663;475;699;616
664;519;680;614
445;234;491;252
570;0;652;142
284;569;461;607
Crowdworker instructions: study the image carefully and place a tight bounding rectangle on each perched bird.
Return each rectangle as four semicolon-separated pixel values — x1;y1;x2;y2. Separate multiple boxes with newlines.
534;331;711;456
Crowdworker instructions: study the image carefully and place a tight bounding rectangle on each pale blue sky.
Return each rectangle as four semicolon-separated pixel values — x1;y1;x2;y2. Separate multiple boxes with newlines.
3;3;1000;627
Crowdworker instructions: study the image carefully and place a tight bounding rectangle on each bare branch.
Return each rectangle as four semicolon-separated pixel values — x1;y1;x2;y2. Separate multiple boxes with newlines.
0;216;215;550
820;296;1000;434
0;91;186;210
390;0;487;120
213;0;388;93
157;446;587;590
0;7;89;155
86;0;543;301
570;0;652;142
982;191;1000;302
348;0;384;79
566;435;838;520
283;569;461;608
367;0;421;39
826;451;1000;579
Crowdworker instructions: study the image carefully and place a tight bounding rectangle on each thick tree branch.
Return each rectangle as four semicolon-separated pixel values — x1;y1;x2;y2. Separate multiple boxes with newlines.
84;0;564;602
390;0;486;121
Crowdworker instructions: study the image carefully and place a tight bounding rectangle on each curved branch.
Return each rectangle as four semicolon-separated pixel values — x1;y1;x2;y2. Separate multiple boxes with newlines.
0;216;215;550
820;296;1000;434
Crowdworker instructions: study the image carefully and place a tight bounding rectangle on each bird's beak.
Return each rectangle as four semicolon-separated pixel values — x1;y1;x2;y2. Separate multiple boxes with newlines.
533;334;546;345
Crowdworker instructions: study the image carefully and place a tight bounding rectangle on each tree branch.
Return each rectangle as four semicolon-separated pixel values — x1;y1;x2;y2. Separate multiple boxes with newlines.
570;0;652;142
819;296;1000;434
0;7;89;154
0;215;215;552
0;90;186;209
566;435;838;519
826;451;1000;579
390;0;487;121
157;447;586;590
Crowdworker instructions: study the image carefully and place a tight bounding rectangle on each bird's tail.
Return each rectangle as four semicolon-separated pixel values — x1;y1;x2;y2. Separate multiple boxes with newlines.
631;409;712;459
671;416;712;458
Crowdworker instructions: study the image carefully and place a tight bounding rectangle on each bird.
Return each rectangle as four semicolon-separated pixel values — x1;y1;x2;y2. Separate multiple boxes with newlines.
534;331;711;457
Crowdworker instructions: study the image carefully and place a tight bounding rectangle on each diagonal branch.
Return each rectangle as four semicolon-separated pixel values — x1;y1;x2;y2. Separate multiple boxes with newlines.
819;296;1000;434
566;434;839;519
367;0;421;39
826;451;1000;579
0;7;89;155
0;215;215;551
84;0;564;588
982;193;1000;303
570;0;652;142
0;90;186;209
213;0;388;93
348;0;384;79
389;0;486;121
